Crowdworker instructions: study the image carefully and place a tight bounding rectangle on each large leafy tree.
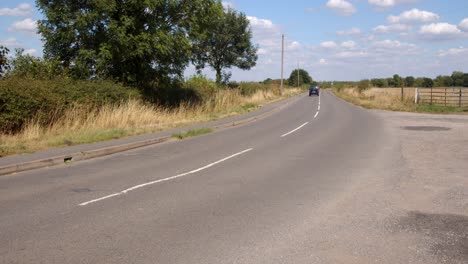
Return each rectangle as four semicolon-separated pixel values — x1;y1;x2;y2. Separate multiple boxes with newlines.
288;69;312;86
0;45;10;76
193;8;257;84
36;0;223;85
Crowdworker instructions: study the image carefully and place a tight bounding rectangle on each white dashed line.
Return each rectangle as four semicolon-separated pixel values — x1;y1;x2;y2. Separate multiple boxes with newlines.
281;122;309;137
79;148;254;206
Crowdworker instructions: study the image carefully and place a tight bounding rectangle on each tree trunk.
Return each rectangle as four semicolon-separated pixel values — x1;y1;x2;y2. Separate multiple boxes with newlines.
215;68;222;84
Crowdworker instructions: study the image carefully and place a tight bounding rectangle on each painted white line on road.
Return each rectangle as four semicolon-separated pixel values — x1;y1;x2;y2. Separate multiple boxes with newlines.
281;122;309;137
79;148;254;206
314;111;319;118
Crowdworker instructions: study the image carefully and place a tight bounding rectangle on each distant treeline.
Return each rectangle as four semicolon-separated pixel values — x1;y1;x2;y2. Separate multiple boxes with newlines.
316;71;468;89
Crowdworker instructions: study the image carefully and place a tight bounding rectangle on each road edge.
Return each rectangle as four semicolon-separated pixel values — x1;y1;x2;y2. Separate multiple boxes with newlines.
0;93;304;176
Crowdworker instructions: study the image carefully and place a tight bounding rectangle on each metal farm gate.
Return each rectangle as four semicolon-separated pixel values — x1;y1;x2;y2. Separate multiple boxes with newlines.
416;87;468;108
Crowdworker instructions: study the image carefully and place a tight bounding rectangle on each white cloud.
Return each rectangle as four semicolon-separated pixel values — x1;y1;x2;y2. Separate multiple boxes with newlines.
257;48;268;55
373;24;410;34
320;41;338;49
222;2;234;9
368;0;421;9
23;49;37;56
333;51;369;59
459;18;468;32
326;0;356;16
319;58;327;64
387;9;439;24
336;27;362;37
247;16;275;30
288;41;301;50
341;40;357;48
0;37;22;48
8;18;37;33
368;0;395;8
438;47;468;57
0;3;33;16
246;16;282;54
419;23;463;39
372;39;406;48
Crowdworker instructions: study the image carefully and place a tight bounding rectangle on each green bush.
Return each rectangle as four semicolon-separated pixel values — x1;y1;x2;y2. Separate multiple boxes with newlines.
357;79;370;93
0;77;139;133
184;75;217;102
239;82;267;96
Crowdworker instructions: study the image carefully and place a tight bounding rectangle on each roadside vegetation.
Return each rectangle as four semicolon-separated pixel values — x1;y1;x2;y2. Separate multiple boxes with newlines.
0;75;302;156
0;1;308;157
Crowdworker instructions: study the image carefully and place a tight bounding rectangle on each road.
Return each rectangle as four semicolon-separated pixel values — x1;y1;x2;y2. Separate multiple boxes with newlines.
1;91;467;263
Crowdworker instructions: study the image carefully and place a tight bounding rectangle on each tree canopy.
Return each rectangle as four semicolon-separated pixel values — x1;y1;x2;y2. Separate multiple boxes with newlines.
288;69;313;86
0;45;9;76
193;8;258;84
37;0;224;85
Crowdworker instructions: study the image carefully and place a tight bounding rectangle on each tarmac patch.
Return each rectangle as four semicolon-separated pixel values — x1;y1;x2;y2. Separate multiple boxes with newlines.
402;126;451;131
395;211;468;263
71;188;93;193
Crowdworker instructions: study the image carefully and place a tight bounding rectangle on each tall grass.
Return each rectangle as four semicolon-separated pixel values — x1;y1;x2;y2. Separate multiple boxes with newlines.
0;87;301;156
332;87;467;113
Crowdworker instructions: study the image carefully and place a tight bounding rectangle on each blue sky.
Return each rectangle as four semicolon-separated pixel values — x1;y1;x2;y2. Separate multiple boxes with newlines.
1;0;467;81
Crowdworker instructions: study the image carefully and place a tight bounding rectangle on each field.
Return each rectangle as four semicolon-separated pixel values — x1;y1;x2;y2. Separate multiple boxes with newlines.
332;87;468;113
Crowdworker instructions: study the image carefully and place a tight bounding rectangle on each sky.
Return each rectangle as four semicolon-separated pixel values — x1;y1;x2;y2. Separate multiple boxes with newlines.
1;0;467;81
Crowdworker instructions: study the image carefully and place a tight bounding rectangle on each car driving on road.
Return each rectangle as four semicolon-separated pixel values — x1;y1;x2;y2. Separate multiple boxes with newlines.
309;85;319;96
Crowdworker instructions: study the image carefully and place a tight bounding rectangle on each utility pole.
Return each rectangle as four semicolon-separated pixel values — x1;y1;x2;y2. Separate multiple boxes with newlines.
297;61;300;87
280;34;284;96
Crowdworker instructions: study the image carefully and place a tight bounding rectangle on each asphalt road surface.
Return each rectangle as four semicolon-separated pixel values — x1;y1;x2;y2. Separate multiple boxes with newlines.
1;91;467;263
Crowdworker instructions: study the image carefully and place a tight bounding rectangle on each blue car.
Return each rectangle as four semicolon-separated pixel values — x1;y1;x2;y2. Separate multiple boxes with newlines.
309;86;319;96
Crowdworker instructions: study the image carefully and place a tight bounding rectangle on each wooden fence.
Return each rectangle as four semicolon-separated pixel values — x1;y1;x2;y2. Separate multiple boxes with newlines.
415;87;468;108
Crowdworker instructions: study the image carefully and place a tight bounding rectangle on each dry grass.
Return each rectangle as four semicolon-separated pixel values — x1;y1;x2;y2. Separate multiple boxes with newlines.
0;87;302;156
333;87;418;111
333;87;468;114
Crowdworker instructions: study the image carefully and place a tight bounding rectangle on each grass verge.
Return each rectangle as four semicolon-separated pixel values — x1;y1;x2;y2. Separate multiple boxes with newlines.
0;87;303;157
172;128;213;140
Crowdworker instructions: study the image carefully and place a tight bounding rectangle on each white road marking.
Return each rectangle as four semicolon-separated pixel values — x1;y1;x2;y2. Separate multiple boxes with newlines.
79;148;253;206
281;122;309;137
315;93;321;118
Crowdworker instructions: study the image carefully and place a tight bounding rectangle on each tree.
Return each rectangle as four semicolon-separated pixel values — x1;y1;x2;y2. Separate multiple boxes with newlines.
288;69;313;86
193;8;258;84
371;78;388;88
0;45;10;76
37;0;223;85
434;75;453;87
357;79;370;93
463;73;468;87
393;74;402;87
451;71;465;86
404;76;415;87
422;77;434;88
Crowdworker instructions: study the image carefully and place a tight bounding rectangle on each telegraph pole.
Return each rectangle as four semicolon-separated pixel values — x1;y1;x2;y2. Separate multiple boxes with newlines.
297;61;300;87
280;34;284;95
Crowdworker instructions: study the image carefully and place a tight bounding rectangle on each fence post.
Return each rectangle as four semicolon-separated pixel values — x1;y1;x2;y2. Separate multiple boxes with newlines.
460;87;462;108
430;87;433;105
415;88;419;104
445;88;447;107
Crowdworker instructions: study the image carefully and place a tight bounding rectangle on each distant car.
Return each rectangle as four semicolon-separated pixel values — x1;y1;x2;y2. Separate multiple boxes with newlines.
309;86;319;96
